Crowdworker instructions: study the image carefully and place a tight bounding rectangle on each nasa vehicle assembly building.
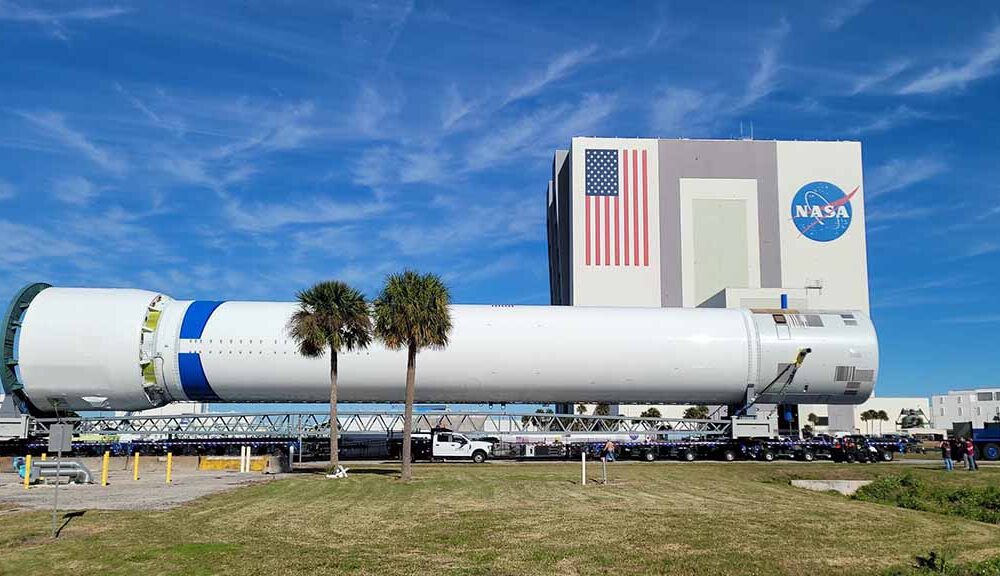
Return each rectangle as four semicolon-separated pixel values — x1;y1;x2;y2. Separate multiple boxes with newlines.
546;137;875;428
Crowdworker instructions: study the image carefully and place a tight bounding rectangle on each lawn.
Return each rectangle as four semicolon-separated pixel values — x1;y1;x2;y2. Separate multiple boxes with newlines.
1;462;999;575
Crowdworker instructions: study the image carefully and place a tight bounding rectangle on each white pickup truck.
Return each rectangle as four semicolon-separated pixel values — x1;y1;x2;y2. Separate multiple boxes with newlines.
392;430;494;463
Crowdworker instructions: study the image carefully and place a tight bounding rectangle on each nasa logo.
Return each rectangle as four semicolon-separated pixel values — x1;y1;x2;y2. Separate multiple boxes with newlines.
790;181;859;242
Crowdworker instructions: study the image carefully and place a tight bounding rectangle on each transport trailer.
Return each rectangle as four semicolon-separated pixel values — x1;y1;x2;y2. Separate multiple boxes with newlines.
972;423;1000;461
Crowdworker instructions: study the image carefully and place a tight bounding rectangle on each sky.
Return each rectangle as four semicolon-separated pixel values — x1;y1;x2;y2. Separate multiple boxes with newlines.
0;1;998;400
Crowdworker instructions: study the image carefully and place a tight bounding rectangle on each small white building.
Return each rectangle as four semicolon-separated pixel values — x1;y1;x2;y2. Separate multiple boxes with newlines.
803;396;931;435
931;388;1000;430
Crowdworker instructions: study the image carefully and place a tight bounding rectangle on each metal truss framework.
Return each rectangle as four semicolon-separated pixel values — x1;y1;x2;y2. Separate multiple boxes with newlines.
30;410;732;439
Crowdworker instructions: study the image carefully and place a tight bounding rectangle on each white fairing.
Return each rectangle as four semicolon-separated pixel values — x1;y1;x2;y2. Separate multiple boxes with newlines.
13;288;878;412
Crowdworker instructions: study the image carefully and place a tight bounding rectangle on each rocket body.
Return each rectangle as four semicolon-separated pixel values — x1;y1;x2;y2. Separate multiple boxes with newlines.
9;287;878;413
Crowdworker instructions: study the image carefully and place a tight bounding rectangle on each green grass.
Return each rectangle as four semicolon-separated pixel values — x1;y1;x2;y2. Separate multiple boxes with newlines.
857;472;1000;524
1;462;999;575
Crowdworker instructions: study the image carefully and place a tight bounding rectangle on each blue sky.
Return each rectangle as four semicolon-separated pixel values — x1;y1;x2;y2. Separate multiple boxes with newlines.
0;1;998;400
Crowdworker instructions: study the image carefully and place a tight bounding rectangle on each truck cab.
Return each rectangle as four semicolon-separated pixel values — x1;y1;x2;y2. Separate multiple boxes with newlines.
432;431;492;463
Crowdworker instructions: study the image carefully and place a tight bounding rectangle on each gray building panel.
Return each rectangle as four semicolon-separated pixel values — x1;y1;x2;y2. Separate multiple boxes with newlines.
553;150;571;305
656;140;779;307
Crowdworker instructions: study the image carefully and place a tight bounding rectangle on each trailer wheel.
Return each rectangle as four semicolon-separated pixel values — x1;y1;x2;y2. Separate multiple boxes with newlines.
801;450;815;462
643;450;656;462
472;450;488;464
722;449;737;462
681;450;696;462
880;450;894;462
982;443;1000;461
845;453;857;464
759;451;775;462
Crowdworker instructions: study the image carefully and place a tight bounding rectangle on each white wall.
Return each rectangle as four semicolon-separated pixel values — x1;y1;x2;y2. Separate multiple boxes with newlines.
775;141;870;312
931;389;1000;429
571;137;662;306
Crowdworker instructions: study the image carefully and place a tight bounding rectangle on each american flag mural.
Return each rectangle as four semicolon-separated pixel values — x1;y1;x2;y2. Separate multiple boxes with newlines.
584;148;650;267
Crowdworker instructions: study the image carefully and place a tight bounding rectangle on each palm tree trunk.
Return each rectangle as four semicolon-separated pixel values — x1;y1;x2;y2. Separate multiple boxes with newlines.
330;350;339;471
401;342;417;481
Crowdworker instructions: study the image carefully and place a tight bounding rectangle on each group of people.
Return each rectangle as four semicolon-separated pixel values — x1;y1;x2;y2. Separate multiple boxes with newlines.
940;437;978;471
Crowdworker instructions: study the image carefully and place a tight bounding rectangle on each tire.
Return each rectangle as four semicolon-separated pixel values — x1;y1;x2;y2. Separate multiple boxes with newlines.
681;450;696;462
643;450;656;462
760;451;775;462
472;450;487;464
983;443;1000;461
801;450;815;462
845;453;857;464
722;450;737;462
881;450;894;462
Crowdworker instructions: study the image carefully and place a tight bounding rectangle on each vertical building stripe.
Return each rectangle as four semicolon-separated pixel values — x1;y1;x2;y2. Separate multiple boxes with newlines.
623;149;630;266
604;196;610;265
642;149;649;266
595;195;601;266
614;196;620;265
632;149;639;266
585;196;591;265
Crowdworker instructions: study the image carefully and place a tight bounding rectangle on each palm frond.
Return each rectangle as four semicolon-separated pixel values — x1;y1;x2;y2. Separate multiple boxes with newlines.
373;270;453;352
288;280;372;356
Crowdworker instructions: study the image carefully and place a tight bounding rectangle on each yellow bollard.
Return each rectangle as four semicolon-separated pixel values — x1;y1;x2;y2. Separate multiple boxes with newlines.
23;455;32;489
101;451;110;487
41;453;47;461
166;452;173;484
133;453;140;481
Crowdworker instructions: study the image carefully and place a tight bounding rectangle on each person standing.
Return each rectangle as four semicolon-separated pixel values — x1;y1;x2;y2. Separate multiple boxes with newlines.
964;438;978;472
940;439;953;471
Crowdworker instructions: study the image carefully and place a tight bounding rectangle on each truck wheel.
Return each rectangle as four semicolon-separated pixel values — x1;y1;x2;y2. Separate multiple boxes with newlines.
881;450;894;462
472;450;487;464
845;453;856;464
801;450;815;462
983;443;1000;461
722;450;737;462
760;451;775;462
681;450;695;462
643;450;656;462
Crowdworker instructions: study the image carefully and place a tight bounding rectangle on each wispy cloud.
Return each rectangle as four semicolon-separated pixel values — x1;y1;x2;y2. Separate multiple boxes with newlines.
849;60;910;95
962;241;1000;258
0;178;14;201
225;196;390;233
650;88;723;136
865;205;936;224
739;19;790;109
899;24;1000;94
503;45;598;106
0;219;86;266
0;1;129;40
823;0;874;30
847;105;927;135
866;156;948;199
19;111;127;175
871;275;984;310
441;84;474;131
52;176;99;205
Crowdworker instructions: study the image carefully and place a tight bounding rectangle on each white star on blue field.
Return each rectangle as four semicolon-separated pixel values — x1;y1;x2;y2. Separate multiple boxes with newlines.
0;1;998;399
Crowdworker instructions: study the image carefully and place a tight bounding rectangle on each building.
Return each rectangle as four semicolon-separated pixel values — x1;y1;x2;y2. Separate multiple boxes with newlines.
547;137;870;312
932;388;1000;430
823;396;931;435
547;137;879;430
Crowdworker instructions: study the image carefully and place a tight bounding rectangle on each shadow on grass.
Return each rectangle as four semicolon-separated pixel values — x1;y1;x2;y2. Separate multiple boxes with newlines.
55;510;86;537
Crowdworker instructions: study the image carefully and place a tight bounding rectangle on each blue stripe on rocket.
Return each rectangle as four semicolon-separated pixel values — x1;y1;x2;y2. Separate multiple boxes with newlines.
178;301;225;401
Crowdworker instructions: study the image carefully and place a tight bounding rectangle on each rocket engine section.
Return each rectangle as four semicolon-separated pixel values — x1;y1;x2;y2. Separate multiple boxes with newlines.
3;286;878;414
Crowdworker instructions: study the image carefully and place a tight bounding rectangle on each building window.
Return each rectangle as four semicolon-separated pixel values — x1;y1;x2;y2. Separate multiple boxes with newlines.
957;396;962;404
940;408;945;416
978;392;993;401
977;407;982;416
958;407;963;416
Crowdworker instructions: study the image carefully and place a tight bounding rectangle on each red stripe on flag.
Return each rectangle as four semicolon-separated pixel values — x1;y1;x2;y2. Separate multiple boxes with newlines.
585;196;591;266
642;149;649;266
623;149;629;266
595;194;601;266
632;149;639;266
614;196;620;265
604;196;610;265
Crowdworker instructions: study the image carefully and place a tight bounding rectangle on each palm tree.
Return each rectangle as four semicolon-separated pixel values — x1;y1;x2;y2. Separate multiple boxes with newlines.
639;407;662;419
877;410;889;435
684;405;710;420
288;281;372;473
373;270;453;481
807;412;820;428
576;404;588;415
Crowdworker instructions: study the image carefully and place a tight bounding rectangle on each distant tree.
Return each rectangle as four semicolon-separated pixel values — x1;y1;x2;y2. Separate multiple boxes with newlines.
684;405;710;420
288;280;372;473
807;412;820;427
522;408;554;429
640;407;662;419
802;425;814;438
576;404;588;415
373;270;453;481
877;410;889;435
594;402;612;417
